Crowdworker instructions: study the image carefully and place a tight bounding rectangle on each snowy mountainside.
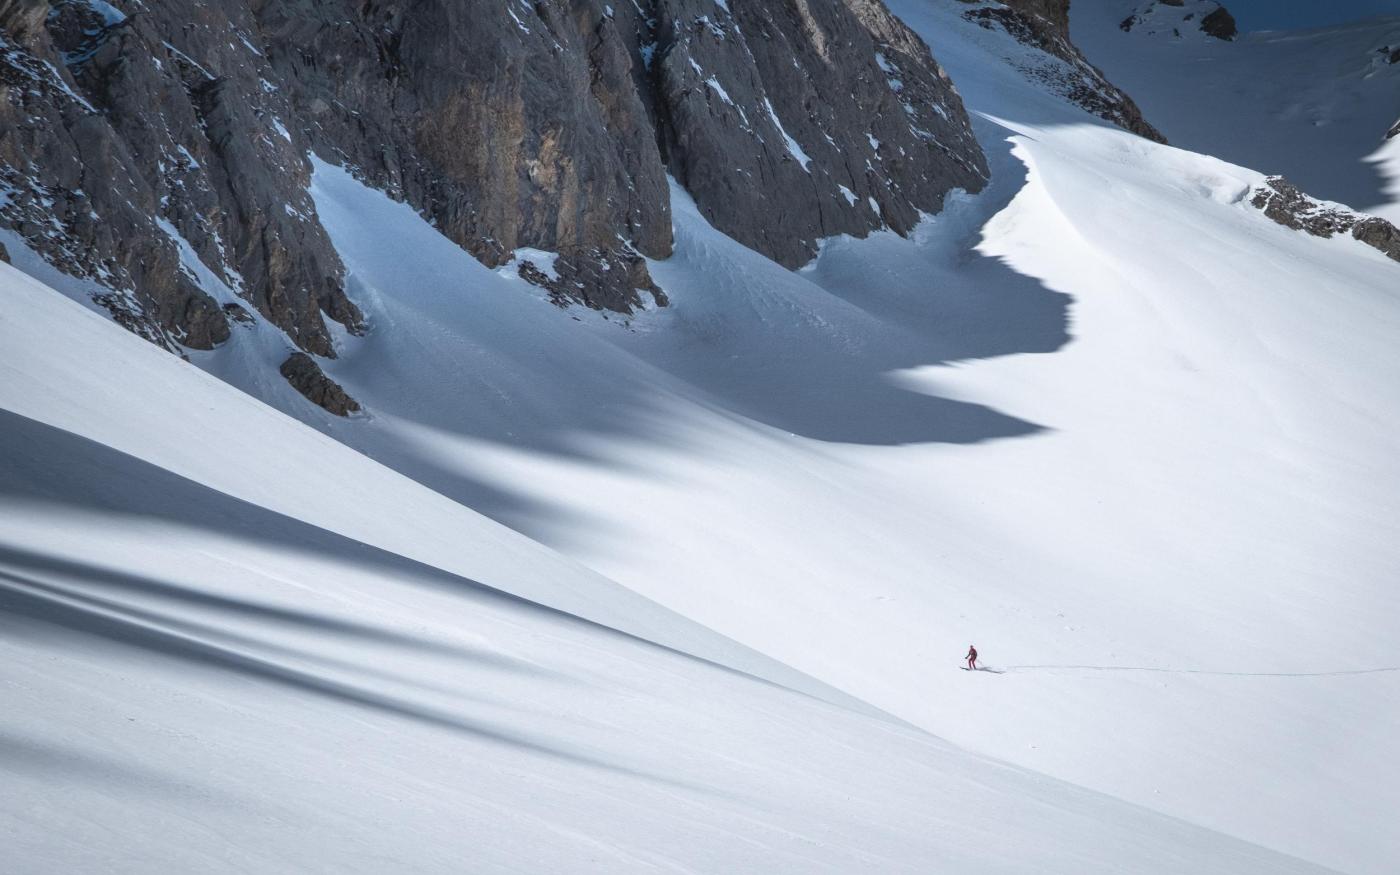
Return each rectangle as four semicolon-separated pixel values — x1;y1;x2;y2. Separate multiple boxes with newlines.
1071;0;1400;220
0;264;1330;873
227;4;1400;871
3;0;1400;873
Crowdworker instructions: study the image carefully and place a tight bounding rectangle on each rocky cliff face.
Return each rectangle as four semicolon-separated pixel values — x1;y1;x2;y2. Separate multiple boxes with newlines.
960;0;1166;143
645;0;988;266
1;0;987;367
1;0;359;354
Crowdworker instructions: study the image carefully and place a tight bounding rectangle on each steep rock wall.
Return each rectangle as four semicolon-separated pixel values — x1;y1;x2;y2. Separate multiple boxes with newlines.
1;0;987;359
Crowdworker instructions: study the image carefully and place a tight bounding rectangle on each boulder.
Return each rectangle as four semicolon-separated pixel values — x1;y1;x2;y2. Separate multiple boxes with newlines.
279;352;361;416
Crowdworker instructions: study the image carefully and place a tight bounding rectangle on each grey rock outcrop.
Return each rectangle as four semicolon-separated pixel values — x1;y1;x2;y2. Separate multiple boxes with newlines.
3;0;988;353
519;249;669;312
1198;6;1236;41
1352;217;1400;261
1120;1;1237;42
1251;176;1400;263
962;0;1166;142
280;352;361;416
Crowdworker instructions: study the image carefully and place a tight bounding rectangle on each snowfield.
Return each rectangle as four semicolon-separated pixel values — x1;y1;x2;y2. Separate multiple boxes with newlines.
0;265;1331;873
4;1;1400;873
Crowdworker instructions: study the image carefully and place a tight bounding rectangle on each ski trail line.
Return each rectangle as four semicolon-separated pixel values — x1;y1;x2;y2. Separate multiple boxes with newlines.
1001;665;1400;678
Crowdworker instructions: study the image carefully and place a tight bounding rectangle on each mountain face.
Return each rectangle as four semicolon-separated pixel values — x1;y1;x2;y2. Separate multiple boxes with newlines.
1;0;987;360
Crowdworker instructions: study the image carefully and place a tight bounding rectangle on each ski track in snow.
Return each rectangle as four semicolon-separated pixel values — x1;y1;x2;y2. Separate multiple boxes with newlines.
1003;665;1400;678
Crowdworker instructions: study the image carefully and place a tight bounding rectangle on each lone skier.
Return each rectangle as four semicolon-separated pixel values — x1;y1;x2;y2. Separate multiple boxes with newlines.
965;645;978;670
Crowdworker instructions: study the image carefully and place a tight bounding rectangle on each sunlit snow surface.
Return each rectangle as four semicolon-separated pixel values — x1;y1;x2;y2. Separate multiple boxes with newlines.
3;1;1400;873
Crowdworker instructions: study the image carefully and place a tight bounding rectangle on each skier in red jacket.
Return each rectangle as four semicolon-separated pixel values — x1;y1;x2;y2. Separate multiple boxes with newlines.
966;645;978;670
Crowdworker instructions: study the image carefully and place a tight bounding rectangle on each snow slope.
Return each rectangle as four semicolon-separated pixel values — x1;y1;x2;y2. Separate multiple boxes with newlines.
0;264;1333;873
216;6;1396;872
5;1;1400;872
1071;0;1400;220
